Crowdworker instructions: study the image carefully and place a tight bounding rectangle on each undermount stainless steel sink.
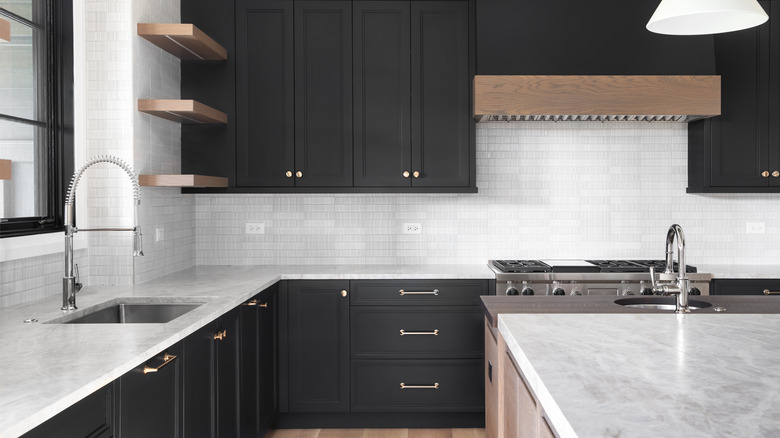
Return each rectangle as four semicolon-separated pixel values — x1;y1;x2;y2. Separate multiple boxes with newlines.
48;298;204;324
614;297;713;311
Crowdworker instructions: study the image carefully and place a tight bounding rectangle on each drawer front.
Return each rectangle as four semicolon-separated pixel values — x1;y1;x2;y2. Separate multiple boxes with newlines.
351;359;484;412
350;279;488;306
712;279;780;295
351;306;484;359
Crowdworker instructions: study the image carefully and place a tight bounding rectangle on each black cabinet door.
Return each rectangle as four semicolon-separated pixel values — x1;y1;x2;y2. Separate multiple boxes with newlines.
241;285;279;436
294;1;353;187
709;1;771;188
353;1;411;187
183;321;218;438
120;343;183;438
711;279;780;295
21;383;116;438
216;307;241;437
287;280;350;412
236;0;295;187
411;1;470;187
769;2;780;187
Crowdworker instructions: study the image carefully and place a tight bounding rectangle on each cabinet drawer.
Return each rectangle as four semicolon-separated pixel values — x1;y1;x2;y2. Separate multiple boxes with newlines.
351;359;484;412
350;280;488;306
351;306;483;359
711;279;780;295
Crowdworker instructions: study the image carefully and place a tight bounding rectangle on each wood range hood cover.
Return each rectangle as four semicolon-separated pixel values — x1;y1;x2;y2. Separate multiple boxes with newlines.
473;75;721;122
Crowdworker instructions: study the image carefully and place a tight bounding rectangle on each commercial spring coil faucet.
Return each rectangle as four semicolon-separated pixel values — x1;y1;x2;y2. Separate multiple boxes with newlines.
63;155;144;311
649;224;691;313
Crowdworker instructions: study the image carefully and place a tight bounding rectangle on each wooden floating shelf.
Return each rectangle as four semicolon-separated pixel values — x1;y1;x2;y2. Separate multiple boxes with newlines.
137;23;226;60
473;75;722;121
0;17;10;43
0;159;11;180
138;99;228;124
139;174;228;188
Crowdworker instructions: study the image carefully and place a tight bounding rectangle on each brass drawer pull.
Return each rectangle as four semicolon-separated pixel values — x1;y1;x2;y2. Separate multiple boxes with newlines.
400;382;439;390
764;289;780;295
399;289;439;296
214;329;227;341
400;329;439;336
244;299;268;307
143;353;177;375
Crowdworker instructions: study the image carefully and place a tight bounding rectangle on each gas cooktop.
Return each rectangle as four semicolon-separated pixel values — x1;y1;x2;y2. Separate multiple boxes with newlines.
491;259;697;274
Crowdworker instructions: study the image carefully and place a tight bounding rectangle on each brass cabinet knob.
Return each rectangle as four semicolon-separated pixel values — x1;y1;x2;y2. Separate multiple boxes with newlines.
762;171;770;178
403;171;410;178
214;330;227;341
296;171;303;178
412;171;420;178
773;171;780;178
285;171;293;178
341;290;348;297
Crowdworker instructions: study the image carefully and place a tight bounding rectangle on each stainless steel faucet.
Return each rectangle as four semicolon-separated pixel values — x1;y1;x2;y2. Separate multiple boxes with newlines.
649;224;690;313
62;155;144;311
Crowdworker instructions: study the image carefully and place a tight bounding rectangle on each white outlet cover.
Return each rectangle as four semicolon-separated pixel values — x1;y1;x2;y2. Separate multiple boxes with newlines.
155;227;164;243
245;222;265;234
746;222;766;234
403;223;422;234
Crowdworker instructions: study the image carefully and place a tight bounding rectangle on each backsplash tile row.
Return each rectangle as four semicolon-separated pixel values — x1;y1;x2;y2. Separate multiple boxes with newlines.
195;122;780;267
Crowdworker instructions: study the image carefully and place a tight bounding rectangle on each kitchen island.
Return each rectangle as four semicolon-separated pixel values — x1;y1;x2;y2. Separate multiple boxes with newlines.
496;312;780;437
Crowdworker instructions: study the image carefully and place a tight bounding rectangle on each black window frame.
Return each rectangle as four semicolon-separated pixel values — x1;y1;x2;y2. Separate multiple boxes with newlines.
0;0;73;238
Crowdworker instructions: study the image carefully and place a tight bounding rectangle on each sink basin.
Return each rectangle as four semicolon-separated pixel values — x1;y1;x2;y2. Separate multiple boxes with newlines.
614;297;713;311
49;298;204;324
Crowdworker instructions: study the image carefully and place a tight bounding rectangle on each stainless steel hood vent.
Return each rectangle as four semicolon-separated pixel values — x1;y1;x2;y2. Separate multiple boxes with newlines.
474;75;721;123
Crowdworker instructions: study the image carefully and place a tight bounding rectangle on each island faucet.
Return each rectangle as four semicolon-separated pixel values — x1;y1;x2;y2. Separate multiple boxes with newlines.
62;155;143;311
649;224;690;313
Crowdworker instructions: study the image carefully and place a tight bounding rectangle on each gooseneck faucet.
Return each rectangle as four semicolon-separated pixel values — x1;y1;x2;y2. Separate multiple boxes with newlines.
649;224;690;313
63;155;144;311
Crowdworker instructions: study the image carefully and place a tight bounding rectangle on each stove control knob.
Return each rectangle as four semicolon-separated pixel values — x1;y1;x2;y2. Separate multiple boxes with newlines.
689;287;701;296
571;290;582;296
622;289;635;296
506;287;519;296
521;288;535;296
640;287;654;296
552;288;565;296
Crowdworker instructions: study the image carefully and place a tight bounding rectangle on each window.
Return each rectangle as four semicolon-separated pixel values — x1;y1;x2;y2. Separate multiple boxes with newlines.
0;0;72;237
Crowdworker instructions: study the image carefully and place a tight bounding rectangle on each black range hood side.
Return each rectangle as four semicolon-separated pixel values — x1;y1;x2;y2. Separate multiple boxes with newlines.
476;0;716;75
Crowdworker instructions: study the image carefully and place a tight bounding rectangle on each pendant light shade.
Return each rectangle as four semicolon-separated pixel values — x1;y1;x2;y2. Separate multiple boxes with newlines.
647;0;768;35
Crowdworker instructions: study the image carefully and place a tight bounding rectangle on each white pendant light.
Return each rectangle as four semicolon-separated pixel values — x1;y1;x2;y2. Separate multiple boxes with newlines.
647;0;768;35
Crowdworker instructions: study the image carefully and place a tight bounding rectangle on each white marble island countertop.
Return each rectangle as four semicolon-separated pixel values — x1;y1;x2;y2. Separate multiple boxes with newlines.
0;264;493;438
499;313;780;437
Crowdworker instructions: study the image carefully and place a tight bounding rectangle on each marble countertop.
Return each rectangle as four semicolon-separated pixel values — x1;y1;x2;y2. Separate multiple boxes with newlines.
698;264;780;279
499;313;780;437
0;264;493;438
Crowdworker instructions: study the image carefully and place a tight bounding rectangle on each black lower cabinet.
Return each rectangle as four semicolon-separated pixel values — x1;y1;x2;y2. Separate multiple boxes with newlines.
241;285;280;437
119;343;184;438
711;279;780;295
286;280;351;413
183;321;218;438
216;308;242;437
21;383;116;438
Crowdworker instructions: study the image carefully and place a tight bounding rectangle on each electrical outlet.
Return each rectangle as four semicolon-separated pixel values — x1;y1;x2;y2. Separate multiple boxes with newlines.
746;222;765;234
155;227;164;243
403;223;422;234
245;222;265;235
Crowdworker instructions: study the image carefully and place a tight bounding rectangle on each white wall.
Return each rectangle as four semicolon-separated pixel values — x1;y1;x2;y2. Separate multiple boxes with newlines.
195;122;780;267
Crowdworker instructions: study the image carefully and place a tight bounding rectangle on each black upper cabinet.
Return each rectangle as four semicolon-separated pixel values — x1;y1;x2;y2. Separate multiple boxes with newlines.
476;0;715;75
353;1;412;187
294;1;354;187
688;1;780;192
241;285;279;437
412;1;470;187
287;280;351;413
236;0;295;187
